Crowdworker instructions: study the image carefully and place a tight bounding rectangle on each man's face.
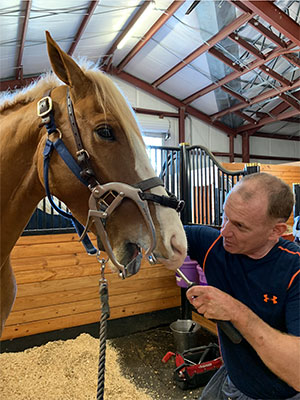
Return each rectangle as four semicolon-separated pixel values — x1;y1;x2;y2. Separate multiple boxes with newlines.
221;190;276;259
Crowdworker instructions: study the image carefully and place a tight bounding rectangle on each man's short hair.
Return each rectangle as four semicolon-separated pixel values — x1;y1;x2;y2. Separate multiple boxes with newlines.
232;172;294;222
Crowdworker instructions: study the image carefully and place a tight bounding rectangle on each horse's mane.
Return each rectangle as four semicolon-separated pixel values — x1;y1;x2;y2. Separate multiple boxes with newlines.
0;73;60;113
0;59;141;140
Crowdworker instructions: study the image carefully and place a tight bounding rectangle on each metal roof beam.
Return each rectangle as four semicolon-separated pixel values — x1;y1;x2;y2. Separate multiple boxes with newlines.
259;64;292;86
237;108;300;133
234;110;257;124
208;47;244;72
0;77;36;92
248;18;287;49
251;91;300;127
251;132;299;141
260;98;290;117
263;90;300;116
151;11;254;88
228;33;292;87
221;86;248;104
104;1;151;71
280;92;300;110
133;107;179;118
211;78;300;119
282;53;300;68
16;0;32;80
228;33;265;60
255;112;299;123
230;2;288;48
244;1;300;46
183;42;297;104
116;1;183;72
67;0;99;56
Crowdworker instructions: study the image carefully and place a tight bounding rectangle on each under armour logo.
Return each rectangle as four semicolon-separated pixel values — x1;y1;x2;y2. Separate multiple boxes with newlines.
264;294;278;304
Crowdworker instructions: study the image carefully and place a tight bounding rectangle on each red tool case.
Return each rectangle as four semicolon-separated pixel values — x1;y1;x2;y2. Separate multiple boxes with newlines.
162;343;222;390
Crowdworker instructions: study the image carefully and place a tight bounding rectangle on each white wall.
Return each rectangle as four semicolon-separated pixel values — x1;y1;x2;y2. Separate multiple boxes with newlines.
250;136;299;164
112;76;179;146
185;115;232;163
112;76;298;164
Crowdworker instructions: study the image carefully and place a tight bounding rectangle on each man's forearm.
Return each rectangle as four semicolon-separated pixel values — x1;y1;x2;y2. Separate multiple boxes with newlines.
232;301;300;391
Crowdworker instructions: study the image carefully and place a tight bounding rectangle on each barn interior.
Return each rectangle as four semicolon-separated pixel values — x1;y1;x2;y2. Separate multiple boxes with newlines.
0;1;299;399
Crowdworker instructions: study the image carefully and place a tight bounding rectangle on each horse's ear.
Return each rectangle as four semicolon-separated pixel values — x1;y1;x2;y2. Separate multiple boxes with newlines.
45;31;90;93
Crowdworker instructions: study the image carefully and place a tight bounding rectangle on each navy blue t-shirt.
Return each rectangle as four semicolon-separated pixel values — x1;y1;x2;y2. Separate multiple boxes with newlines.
185;225;300;399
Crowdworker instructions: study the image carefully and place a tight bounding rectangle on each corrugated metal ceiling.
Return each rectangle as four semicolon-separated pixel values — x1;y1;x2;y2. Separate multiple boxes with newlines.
0;0;299;142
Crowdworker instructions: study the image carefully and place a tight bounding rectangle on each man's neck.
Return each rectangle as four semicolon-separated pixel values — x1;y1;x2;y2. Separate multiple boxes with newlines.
246;239;279;260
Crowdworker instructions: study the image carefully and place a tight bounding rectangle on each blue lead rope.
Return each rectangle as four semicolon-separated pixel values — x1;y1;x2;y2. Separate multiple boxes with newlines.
43;138;97;255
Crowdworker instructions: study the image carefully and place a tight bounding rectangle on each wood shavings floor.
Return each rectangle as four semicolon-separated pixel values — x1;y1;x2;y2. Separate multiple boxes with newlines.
0;326;215;399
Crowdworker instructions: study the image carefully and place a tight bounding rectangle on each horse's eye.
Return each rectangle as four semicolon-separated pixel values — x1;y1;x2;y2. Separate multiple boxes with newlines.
94;125;114;141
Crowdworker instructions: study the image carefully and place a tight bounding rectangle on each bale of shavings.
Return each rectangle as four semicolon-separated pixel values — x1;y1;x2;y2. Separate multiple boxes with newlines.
0;333;154;400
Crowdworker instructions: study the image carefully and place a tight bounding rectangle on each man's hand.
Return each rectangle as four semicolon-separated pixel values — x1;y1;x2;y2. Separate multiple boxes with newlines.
186;285;237;321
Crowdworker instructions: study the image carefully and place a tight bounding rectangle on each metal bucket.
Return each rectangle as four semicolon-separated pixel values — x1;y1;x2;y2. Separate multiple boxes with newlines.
170;319;202;352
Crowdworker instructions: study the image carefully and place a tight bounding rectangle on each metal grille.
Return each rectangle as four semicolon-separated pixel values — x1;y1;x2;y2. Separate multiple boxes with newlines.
24;197;74;235
147;145;181;199
187;146;244;226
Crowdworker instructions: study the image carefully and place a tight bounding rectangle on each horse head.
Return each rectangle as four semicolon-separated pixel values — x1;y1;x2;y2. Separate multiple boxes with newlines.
37;32;187;275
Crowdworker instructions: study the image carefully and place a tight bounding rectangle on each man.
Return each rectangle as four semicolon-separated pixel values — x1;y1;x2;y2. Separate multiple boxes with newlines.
185;172;300;399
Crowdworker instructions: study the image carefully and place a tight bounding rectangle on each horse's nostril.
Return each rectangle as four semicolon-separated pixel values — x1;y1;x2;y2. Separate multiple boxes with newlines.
170;234;187;258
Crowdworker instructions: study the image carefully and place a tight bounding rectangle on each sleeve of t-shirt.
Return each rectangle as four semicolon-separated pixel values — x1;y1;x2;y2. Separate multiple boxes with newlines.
184;225;220;266
285;269;300;336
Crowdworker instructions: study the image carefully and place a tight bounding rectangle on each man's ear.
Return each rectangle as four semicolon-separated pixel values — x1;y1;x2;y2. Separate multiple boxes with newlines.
269;222;287;240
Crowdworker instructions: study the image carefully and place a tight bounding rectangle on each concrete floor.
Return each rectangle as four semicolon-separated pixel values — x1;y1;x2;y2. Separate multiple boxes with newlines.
110;325;218;400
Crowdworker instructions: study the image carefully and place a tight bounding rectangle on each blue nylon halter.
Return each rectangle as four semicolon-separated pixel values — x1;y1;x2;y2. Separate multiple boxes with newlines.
42;112;97;255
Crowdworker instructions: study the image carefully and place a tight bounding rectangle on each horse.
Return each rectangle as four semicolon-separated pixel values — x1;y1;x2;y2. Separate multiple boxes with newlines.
0;32;187;337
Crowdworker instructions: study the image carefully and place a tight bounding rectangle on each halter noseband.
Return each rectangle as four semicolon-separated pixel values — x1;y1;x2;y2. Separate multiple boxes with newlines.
38;88;184;278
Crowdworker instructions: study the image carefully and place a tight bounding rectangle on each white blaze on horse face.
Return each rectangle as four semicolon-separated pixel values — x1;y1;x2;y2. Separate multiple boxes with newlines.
131;135;187;270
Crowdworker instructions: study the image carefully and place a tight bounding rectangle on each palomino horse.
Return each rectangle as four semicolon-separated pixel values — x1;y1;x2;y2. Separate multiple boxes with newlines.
0;32;187;336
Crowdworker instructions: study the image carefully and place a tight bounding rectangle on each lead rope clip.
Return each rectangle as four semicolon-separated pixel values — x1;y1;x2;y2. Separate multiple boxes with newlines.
97;251;109;283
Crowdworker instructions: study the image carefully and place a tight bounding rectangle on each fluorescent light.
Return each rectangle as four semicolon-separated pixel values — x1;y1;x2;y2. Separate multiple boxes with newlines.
117;1;154;50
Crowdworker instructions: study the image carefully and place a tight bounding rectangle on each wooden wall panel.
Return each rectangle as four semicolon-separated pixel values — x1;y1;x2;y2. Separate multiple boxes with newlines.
1;233;180;341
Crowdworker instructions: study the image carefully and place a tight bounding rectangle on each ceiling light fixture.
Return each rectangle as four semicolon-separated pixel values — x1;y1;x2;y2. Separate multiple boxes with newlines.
185;1;201;15
117;1;155;50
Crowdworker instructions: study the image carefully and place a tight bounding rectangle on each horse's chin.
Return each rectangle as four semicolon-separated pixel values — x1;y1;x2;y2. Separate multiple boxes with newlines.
155;255;186;272
108;242;143;276
107;241;186;275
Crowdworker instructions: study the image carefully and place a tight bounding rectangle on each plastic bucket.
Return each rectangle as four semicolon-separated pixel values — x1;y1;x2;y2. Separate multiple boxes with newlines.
196;265;207;286
170;319;202;352
176;256;199;288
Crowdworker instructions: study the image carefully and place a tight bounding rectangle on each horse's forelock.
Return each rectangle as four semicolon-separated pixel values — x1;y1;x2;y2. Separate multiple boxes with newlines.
86;70;142;142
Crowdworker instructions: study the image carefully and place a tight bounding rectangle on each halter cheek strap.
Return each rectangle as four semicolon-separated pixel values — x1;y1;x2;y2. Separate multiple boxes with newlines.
43;137;98;255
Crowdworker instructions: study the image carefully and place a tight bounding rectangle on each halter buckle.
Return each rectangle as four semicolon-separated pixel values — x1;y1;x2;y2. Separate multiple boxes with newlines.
76;149;90;159
176;200;185;213
37;96;53;117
